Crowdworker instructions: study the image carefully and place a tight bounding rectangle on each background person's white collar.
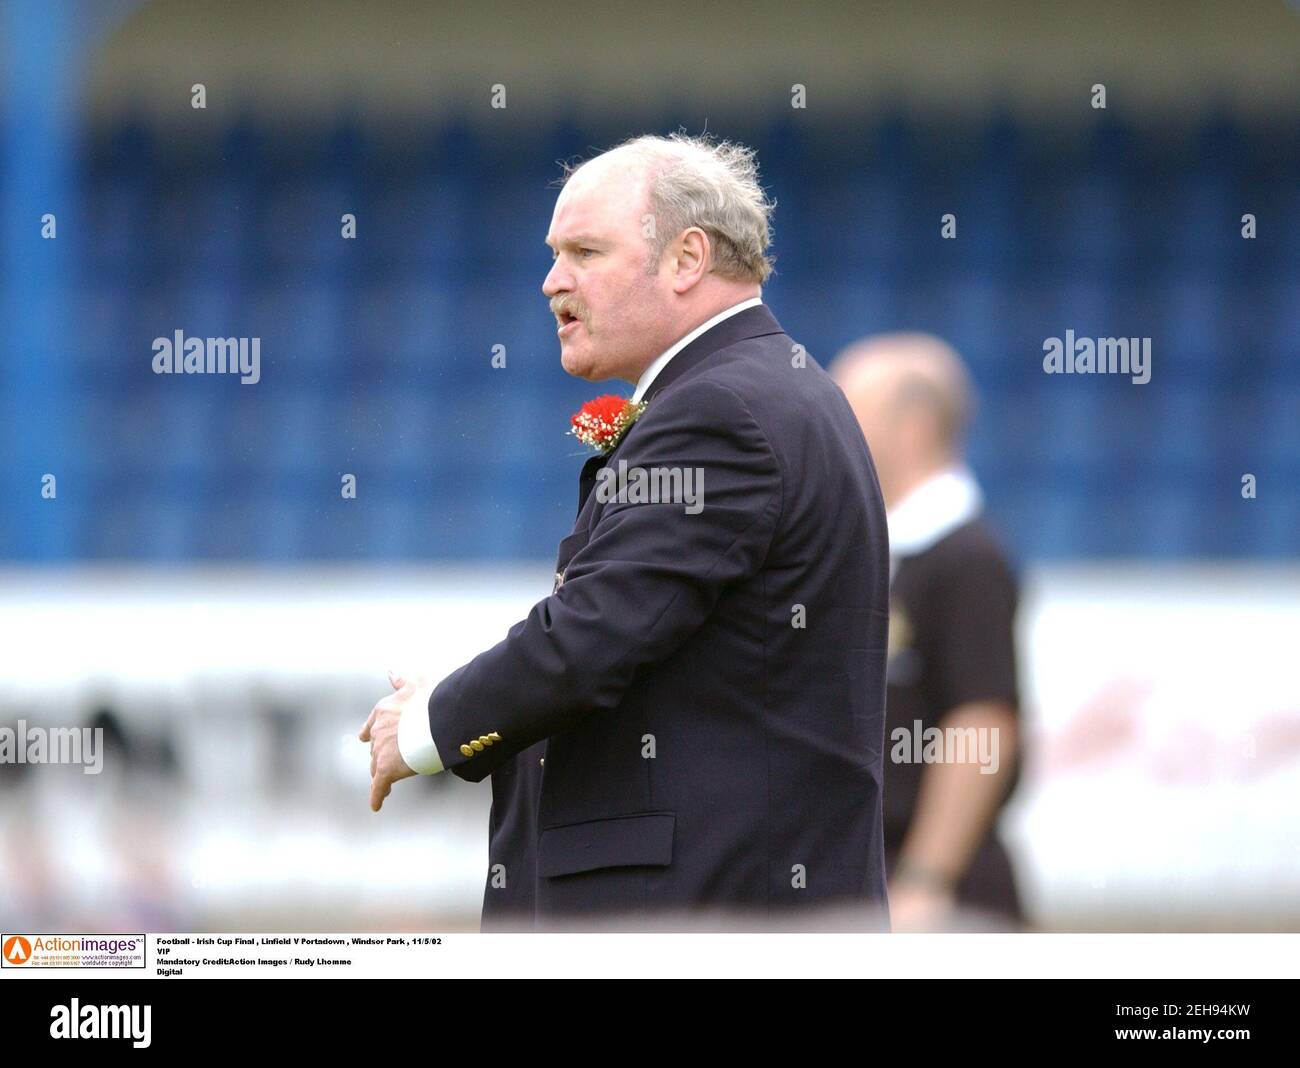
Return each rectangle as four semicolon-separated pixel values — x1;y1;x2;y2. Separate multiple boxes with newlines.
631;297;763;404
887;464;984;561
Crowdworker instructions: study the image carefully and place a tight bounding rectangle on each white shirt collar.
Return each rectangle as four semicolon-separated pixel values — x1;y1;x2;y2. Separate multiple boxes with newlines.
631;297;763;404
887;464;983;562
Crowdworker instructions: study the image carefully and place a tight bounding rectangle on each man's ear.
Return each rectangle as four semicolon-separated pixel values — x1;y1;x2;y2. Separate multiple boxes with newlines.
672;227;711;293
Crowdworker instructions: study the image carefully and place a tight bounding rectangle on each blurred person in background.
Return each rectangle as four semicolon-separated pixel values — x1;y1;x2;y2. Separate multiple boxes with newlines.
831;333;1024;932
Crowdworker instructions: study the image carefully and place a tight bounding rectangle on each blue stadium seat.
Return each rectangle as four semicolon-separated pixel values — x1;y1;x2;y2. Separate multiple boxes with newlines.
13;109;1294;563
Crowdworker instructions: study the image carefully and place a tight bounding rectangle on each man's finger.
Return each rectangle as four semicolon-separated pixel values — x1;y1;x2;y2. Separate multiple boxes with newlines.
388;668;405;691
370;772;392;812
358;705;378;742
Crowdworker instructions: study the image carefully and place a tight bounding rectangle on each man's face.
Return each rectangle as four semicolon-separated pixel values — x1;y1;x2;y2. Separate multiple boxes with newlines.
837;364;904;504
542;163;674;382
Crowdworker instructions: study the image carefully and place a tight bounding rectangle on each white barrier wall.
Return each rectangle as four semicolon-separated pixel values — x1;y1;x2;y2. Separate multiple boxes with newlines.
1005;564;1300;930
1;563;1297;931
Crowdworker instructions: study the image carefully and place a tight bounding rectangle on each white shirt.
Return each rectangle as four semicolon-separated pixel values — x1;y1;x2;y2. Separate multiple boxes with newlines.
397;296;764;776
632;297;763;403
886;464;984;579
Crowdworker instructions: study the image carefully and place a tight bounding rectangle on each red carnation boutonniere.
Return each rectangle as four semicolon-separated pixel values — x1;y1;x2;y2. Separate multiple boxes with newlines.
569;394;646;454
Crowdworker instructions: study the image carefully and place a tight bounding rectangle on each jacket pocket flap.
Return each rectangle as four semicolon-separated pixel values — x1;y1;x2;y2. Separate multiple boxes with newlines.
538;812;675;877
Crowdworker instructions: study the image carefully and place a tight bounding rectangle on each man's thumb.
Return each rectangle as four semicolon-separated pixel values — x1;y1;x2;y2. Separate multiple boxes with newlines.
387;669;405;691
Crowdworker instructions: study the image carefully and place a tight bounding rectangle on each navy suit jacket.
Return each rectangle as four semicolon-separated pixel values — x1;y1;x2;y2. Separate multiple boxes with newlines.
426;303;892;929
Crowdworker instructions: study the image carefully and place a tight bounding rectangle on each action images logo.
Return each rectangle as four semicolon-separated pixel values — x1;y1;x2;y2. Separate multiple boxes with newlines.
2;933;146;968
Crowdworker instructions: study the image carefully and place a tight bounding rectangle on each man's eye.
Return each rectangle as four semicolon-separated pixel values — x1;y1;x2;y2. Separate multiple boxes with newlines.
579;248;594;258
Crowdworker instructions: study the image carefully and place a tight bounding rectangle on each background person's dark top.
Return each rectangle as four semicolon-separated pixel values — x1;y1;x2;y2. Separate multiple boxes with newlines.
883;517;1024;922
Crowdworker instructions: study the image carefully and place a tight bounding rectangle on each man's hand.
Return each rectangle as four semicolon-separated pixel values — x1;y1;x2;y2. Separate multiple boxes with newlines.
358;669;431;812
889;880;957;932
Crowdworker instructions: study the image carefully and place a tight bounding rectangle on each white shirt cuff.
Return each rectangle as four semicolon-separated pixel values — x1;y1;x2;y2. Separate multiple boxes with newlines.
397;696;445;775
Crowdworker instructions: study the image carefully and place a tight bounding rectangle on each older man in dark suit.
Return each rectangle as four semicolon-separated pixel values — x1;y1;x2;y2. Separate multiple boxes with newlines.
361;132;891;930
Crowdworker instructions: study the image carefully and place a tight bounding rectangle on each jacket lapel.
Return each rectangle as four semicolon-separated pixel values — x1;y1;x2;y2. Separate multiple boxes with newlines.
573;303;786;518
640;303;784;405
577;451;609;515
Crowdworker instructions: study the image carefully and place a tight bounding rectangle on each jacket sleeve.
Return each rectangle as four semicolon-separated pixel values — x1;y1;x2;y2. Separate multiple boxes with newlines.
426;378;784;782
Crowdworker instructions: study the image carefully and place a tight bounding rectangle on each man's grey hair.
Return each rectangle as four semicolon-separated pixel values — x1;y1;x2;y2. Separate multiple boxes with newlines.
561;132;776;284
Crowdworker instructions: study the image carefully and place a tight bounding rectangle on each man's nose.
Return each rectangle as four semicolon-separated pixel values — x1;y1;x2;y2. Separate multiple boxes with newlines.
542;259;571;299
